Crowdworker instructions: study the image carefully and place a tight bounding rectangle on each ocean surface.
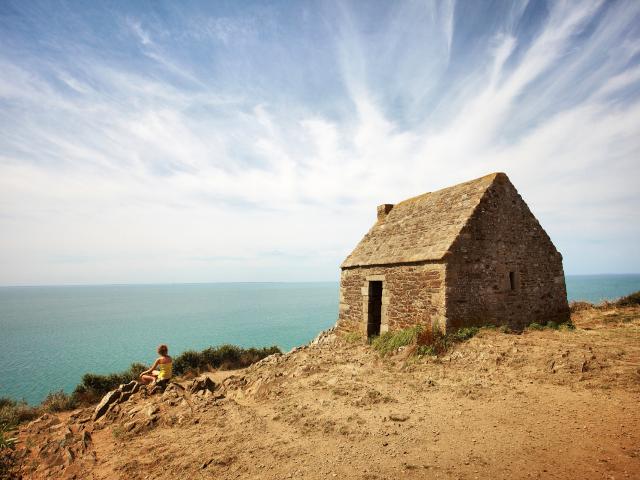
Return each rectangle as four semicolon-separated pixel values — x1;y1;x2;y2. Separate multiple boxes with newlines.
1;275;639;405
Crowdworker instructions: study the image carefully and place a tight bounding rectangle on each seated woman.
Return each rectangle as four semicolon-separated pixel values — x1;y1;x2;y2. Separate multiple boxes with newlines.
140;344;173;385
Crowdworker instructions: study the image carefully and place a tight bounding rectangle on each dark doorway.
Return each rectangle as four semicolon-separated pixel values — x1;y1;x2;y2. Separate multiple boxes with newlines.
367;281;383;337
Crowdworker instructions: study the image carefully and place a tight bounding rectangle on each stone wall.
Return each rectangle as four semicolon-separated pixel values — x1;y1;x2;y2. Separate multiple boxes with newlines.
445;175;570;330
336;263;446;335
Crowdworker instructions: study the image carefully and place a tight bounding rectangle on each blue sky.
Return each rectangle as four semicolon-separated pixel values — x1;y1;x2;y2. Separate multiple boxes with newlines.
0;0;639;285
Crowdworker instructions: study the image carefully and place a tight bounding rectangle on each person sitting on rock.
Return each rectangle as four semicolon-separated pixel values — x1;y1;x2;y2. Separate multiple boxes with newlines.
140;344;173;385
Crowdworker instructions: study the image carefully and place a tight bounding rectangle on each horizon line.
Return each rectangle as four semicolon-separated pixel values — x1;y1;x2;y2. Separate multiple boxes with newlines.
1;273;640;288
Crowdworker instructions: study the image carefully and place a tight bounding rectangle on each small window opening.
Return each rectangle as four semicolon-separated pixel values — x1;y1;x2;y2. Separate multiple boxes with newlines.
509;271;517;290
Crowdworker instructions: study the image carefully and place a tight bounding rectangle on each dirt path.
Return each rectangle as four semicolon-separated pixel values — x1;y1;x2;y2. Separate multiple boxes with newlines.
18;307;640;479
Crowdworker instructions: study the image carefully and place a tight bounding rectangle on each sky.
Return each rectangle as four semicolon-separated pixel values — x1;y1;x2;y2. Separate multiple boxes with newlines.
0;0;639;286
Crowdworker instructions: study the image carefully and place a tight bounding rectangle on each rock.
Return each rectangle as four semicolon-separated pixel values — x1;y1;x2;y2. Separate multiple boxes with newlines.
119;381;139;394
310;326;337;346
389;413;410;422
146;405;160;417
149;379;169;395
81;431;92;451
64;447;74;466
123;420;138;432
189;376;216;394
93;390;122;421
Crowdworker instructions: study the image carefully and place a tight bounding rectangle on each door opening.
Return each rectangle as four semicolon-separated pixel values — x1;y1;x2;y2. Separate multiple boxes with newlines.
367;281;383;337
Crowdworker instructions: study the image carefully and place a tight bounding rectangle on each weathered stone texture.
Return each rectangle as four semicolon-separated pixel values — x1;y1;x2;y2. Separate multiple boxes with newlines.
336;263;446;334
337;172;570;335
446;174;569;329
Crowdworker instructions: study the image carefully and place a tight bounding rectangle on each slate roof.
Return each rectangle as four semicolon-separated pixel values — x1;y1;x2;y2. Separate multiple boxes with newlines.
341;172;506;268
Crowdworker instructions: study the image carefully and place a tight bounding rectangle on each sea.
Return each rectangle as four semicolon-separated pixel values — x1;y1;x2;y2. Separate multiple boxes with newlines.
1;274;639;405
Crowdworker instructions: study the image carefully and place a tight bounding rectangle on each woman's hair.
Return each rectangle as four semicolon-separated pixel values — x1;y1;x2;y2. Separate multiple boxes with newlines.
157;344;168;356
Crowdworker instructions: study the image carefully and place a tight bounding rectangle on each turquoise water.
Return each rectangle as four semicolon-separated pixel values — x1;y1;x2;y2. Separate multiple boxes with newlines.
1;275;639;405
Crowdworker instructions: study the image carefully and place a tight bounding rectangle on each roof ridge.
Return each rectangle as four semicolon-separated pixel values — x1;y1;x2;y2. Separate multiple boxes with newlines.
393;172;504;209
341;172;509;268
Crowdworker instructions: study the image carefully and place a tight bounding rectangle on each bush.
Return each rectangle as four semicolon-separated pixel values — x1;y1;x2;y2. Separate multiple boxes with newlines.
41;390;77;413
570;301;593;312
0;424;20;480
526;320;574;332
615;291;640;307
371;325;482;357
0;398;39;429
371;326;423;356
498;325;512;334
450;327;480;341
570;291;640;312
72;362;147;404
172;345;281;375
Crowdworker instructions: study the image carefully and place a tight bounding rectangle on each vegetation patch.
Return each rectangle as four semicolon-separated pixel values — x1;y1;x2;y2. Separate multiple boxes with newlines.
172;344;281;375
613;291;640;307
371;325;483;357
0;343;281;428
0;398;39;429
570;290;640;312
72;362;147;405
526;320;575;332
342;332;364;344
370;326;424;356
1;423;20;480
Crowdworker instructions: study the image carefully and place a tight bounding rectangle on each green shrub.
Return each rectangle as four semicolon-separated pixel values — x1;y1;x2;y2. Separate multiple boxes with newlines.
371;324;482;357
0;398;39;429
41;390;77;413
615;291;640;307
371;326;423;356
546;321;559;330
342;332;364;344
0;424;20;480
415;344;436;356
172;345;281;375
171;350;202;375
0;424;17;451
527;323;544;331
72;362;146;404
450;327;480;341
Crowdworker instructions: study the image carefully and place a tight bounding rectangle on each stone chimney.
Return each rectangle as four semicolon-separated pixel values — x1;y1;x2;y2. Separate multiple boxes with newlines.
377;204;394;221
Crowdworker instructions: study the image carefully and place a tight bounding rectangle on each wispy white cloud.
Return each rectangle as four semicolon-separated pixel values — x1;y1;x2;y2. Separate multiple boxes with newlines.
0;0;639;284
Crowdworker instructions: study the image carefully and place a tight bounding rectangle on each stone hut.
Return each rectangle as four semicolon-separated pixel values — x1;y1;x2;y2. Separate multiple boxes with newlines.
337;172;569;336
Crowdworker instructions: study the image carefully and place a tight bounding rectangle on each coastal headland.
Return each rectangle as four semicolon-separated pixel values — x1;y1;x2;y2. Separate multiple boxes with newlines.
4;299;640;479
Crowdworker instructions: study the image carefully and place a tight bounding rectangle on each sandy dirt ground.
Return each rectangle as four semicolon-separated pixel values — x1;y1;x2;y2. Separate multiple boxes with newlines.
16;306;640;480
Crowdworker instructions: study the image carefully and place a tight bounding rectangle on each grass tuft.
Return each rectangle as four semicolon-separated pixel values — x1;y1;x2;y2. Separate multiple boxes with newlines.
370;326;423;356
343;332;364;344
371;325;484;357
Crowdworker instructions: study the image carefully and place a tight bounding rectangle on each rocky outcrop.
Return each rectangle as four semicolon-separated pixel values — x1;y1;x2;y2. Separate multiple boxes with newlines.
17;375;226;479
309;326;337;346
189;376;216;394
93;380;142;421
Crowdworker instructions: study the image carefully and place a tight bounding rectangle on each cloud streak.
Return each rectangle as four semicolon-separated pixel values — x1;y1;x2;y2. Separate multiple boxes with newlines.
0;0;639;285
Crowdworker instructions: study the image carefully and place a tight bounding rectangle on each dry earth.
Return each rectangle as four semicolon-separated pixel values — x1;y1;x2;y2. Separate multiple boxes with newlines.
15;306;640;480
